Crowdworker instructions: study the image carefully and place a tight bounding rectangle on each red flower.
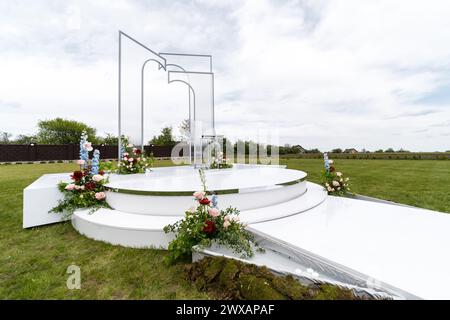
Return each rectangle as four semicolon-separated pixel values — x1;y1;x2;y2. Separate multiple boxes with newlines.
71;171;83;181
203;220;216;234
199;198;210;205
85;181;96;191
329;166;335;172
99;170;105;175
135;149;142;155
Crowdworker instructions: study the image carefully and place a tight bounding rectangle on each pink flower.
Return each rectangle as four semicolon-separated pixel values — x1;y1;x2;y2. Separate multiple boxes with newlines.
123;152;129;157
128;157;134;162
95;192;106;200
208;208;220;217
65;184;75;190
76;159;85;165
193;191;206;200
223;220;231;229
83;142;93;151
92;174;104;182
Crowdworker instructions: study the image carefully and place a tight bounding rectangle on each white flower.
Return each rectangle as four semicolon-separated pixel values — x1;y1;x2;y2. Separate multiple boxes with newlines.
328;160;334;164
92;174;104;182
327;186;332;192
345;177;350;181
336;172;342;177
187;206;197;213
332;180;340;187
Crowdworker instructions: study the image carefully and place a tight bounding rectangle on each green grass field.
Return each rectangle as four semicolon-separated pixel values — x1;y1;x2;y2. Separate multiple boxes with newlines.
0;159;449;299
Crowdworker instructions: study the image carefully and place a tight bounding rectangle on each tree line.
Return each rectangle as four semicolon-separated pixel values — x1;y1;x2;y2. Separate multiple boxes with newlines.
1;118;448;153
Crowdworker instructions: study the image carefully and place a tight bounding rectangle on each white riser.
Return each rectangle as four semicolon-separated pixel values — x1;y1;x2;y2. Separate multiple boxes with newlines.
71;182;326;249
106;181;307;216
72;209;177;249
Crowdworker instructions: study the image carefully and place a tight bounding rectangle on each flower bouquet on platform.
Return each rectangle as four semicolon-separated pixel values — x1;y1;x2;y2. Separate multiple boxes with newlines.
117;138;153;174
209;151;233;169
50;131;110;217
322;153;351;196
163;169;259;264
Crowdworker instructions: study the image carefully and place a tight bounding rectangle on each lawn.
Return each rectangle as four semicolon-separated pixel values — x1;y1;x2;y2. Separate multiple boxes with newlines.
0;159;449;299
280;158;450;213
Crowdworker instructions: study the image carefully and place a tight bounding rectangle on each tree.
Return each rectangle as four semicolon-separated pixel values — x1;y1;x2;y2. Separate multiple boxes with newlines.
374;149;384;153
178;119;190;142
99;133;119;145
149;127;176;146
14;134;36;145
385;148;394;153
0;131;12;144
331;148;342;153
36;118;97;144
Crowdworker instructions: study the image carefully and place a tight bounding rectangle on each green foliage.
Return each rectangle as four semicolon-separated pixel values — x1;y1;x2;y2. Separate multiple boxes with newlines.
13;134;36;144
150;127;176;146
164;205;257;264
49;171;110;217
99;132;119;145
321;160;351;196
0;131;12;144
164;170;259;264
36;118;97;144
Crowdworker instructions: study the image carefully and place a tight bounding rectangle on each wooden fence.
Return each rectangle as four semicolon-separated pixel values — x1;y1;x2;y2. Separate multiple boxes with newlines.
0;144;179;162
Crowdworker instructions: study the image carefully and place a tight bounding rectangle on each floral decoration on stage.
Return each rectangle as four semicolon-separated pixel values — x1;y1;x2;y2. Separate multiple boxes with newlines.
209;150;233;169
117;138;153;174
50;131;110;217
163;169;259;264
322;152;351;196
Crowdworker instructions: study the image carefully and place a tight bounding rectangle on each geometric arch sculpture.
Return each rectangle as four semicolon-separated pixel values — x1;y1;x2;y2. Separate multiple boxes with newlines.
118;31;216;166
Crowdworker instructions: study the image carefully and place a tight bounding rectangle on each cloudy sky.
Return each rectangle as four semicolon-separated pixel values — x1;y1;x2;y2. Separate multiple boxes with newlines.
1;0;449;151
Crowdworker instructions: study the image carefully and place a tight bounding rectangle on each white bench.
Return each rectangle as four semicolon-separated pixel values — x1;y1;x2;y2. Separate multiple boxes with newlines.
23;173;71;228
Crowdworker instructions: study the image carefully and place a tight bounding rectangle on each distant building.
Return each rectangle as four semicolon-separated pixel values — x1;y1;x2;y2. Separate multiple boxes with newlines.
292;145;306;154
344;148;358;154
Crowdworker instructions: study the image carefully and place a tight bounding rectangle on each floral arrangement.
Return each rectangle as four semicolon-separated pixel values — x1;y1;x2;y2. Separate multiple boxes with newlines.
322;152;351;196
117;139;153;174
163;169;258;264
50;132;110;217
209;150;233;169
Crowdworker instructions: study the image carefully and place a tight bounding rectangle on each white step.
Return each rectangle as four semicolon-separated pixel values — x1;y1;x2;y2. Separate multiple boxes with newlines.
240;182;326;223
72;209;179;249
249;196;450;300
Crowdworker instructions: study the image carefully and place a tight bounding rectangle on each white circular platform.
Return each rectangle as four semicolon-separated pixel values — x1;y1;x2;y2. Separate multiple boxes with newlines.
72;165;327;251
104;165;308;215
106;164;307;194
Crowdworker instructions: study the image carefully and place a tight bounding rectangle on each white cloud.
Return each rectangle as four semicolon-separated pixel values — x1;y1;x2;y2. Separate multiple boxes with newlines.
0;0;449;151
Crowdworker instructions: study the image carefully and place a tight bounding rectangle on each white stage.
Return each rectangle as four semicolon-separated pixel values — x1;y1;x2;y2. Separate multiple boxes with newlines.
23;164;450;299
